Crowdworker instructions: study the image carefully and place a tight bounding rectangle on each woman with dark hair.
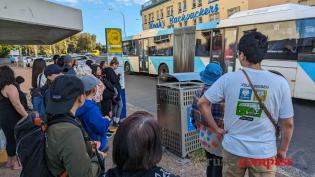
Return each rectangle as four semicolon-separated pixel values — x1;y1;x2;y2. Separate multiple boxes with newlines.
52;54;60;64
100;61;109;69
32;58;47;88
56;56;65;68
0;66;28;170
106;111;179;177
90;64;105;106
103;57;122;127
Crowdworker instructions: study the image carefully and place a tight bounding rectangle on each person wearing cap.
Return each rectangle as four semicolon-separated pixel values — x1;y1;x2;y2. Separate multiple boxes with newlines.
42;64;63;108
190;63;224;177
62;54;76;75
44;64;63;84
76;75;110;152
45;75;104;177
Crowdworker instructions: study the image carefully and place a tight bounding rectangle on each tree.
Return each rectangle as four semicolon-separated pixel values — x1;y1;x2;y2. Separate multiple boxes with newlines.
77;33;97;52
3;32;99;57
0;45;13;58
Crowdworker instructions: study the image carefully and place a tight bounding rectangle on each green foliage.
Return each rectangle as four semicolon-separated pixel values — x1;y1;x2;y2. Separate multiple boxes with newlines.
190;148;207;163
18;32;99;56
0;45;13;58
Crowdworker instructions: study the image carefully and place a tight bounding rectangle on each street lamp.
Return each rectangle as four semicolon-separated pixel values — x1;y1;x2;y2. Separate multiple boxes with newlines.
107;8;127;37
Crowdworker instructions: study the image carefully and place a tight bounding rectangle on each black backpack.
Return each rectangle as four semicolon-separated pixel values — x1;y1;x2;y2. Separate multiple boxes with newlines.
15;112;106;177
15;112;54;177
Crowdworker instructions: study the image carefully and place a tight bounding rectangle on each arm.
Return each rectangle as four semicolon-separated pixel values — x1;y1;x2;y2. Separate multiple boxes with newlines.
197;97;225;134
277;117;294;159
89;107;110;134
4;85;28;118
59;126;100;177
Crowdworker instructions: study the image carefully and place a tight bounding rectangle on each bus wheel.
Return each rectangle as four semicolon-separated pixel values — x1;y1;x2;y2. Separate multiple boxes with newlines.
124;62;131;74
158;64;169;80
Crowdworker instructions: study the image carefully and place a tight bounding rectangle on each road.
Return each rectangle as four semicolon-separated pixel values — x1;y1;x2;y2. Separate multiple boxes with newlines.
125;74;315;176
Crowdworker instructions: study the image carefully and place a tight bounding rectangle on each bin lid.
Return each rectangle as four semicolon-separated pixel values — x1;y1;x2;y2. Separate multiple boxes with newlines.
165;72;201;82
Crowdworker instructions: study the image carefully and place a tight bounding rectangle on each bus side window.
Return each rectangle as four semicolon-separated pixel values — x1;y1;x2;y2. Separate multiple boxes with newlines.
298;19;315;62
238;21;298;61
123;40;139;56
148;35;173;56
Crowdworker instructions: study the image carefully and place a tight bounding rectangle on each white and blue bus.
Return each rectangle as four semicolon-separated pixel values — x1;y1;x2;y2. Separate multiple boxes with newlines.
122;3;315;100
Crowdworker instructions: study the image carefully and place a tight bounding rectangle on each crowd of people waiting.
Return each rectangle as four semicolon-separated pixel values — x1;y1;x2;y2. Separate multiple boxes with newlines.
0;31;294;177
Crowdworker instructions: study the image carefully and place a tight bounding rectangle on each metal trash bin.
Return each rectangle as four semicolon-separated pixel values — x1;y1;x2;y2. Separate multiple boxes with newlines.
157;73;203;157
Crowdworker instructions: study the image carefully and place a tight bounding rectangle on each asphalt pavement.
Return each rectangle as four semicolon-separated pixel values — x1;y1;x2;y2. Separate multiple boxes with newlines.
125;74;315;176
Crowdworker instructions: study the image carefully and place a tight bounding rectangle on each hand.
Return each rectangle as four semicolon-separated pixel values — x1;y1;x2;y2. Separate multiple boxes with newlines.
215;127;227;135
97;151;107;158
91;141;101;152
277;149;287;159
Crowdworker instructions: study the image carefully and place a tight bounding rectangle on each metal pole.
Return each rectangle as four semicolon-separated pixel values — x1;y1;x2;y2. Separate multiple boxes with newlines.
108;8;126;37
120;11;127;37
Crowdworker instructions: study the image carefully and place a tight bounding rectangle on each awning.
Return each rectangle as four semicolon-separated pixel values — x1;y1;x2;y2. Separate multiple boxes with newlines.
0;0;83;45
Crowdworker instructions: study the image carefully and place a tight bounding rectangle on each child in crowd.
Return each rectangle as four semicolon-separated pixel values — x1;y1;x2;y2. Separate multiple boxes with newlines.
76;75;110;152
191;63;224;177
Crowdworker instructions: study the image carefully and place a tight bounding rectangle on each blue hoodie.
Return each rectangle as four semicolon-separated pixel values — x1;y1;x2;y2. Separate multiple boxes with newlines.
76;99;110;151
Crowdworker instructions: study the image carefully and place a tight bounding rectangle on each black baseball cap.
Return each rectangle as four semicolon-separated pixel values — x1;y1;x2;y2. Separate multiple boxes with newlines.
44;64;62;77
46;75;85;115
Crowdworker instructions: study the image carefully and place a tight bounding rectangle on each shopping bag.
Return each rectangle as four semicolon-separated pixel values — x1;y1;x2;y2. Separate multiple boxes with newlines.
0;129;8;163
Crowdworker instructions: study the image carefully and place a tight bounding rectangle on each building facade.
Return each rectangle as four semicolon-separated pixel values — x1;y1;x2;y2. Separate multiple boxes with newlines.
141;0;315;30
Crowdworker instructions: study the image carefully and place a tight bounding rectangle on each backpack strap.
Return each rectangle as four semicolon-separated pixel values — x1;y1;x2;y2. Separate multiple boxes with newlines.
38;74;42;88
47;114;90;142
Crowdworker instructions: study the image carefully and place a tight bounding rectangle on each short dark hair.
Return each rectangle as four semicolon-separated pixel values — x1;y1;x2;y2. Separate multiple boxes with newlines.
57;56;65;68
85;60;93;68
100;61;106;68
112;111;162;171
238;32;268;64
52;55;60;64
0;66;15;91
110;57;119;66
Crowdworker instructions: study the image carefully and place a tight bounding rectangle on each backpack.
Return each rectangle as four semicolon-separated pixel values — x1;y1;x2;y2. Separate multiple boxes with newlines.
30;84;48;116
14;112;54;177
15;112;106;177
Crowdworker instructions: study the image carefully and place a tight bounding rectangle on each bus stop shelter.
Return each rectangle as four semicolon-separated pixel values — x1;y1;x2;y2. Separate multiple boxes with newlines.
0;0;83;45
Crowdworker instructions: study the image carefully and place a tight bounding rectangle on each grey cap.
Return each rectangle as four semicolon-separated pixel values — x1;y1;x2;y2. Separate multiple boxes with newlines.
80;75;100;92
63;54;73;62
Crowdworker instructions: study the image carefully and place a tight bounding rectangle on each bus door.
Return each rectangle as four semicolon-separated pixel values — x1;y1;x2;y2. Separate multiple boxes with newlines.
139;38;149;73
209;30;224;71
223;28;238;72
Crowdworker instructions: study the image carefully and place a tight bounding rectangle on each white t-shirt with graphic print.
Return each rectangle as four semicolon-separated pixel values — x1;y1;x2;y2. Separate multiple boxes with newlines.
204;67;294;158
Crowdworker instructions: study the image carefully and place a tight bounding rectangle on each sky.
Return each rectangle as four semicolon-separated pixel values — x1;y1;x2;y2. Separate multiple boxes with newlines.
48;0;148;44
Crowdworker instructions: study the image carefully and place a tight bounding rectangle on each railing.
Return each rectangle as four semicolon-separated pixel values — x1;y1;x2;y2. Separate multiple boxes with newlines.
141;0;169;11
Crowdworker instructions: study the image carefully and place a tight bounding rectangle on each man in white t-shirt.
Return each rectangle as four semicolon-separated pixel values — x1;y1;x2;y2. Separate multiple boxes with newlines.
198;32;294;177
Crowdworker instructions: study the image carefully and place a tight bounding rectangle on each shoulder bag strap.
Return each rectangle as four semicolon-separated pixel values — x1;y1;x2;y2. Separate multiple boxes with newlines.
38;73;43;88
241;69;278;130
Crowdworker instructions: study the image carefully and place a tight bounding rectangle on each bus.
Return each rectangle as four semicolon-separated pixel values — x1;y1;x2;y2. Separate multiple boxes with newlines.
121;22;220;75
122;3;315;100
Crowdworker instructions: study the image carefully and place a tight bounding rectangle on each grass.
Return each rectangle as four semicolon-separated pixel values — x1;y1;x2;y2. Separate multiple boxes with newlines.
190;148;207;163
